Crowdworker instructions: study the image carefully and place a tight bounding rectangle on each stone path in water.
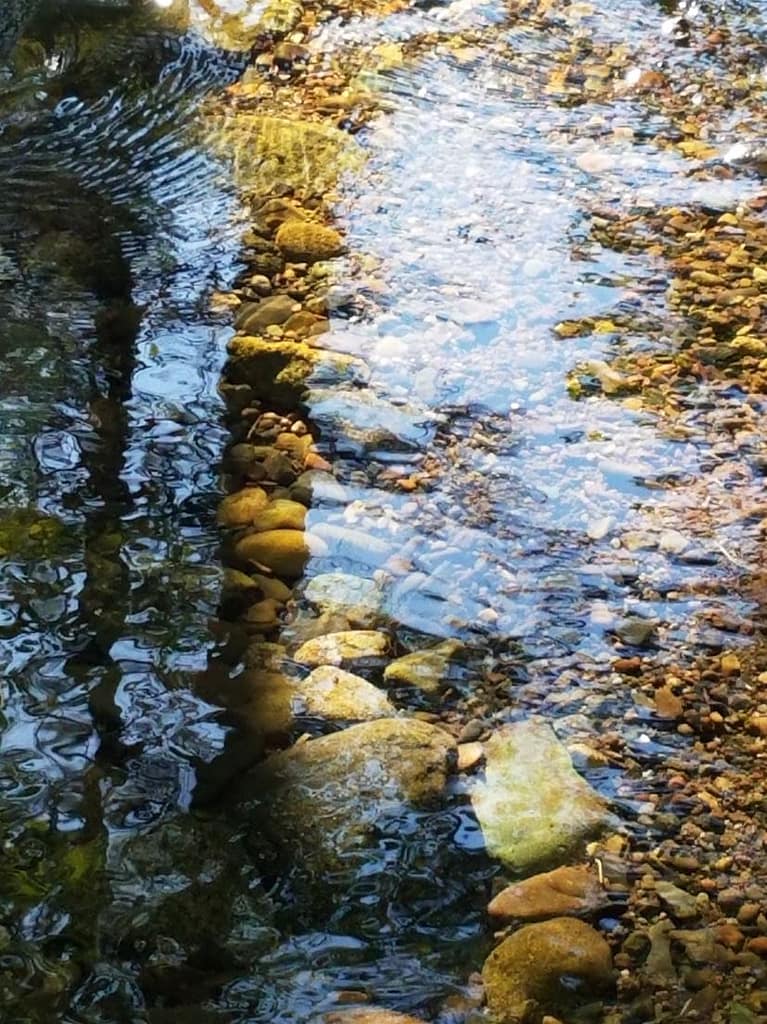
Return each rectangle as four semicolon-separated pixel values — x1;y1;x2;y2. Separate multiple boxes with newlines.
170;0;767;1020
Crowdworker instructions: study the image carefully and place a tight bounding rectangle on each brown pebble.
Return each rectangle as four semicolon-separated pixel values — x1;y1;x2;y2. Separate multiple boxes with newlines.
304;452;332;472
714;924;744;950
720;653;740;676
737;902;761;925
748;715;767;737
717;888;742;912
747;936;767;957
655;685;683;719
613;657;642;675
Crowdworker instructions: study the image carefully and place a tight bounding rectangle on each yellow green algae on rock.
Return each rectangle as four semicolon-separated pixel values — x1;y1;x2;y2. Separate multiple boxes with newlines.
205;113;365;196
472;719;609;873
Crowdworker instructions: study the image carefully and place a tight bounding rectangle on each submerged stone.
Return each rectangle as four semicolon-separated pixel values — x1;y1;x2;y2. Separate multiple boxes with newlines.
299;665;395;719
235;294;298;333
301;571;382;625
236;718;455;871
317;1011;427;1024
383;639;464;695
482;917;613;1023
234;528;327;578
207;113;364;196
293;630;390;668
472;720;609;872
310;522;392;569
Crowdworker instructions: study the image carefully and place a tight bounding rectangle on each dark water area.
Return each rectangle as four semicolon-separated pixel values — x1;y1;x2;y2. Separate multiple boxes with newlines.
0;0;766;1021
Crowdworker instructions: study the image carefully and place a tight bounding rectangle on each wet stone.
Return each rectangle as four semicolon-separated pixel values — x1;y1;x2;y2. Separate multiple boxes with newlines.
244;498;307;533
275;221;344;263
293;630;391;668
488;865;609;921
235;718;455;879
298;665;395;720
234;529;327;578
217;487;269;528
472;720;610;873
482;917;613;1023
235;294;298;333
383;639;465;696
301;571;382;624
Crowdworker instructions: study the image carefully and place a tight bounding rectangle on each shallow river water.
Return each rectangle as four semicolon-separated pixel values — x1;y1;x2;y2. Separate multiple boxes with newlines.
0;0;766;1021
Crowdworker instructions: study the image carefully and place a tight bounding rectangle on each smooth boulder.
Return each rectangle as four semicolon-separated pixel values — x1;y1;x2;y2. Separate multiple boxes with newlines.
235;718;456;872
298;665;395;720
482;917;613;1023
293;630;390;668
234;529;326;578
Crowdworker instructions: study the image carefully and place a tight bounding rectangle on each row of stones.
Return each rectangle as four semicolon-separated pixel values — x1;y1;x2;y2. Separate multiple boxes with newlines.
209;143;629;1022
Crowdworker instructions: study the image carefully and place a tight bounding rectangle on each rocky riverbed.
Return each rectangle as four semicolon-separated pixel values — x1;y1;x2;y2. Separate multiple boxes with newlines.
0;0;766;1022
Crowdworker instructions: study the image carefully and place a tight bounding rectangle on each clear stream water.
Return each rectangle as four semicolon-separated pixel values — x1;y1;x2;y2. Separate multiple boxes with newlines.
0;0;765;1020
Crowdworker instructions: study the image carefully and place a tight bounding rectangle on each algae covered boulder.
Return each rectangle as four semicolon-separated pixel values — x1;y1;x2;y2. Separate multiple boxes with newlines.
217;487;269;528
218;665;394;730
275;221;344;263
245;498;307;533
298;665;394;720
225;336;368;406
482;917;613;1023
472;720;609;872
234;528;327;578
235;718;456;876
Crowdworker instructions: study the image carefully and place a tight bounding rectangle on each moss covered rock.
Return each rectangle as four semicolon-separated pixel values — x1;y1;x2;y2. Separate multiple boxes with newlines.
482;917;613;1023
225;336;368;406
234;528;327;578
222;665;394;731
472;720;609;873
300;665;394;719
246;498;307;533
217;487;269;528
383;639;464;695
275;221;344;263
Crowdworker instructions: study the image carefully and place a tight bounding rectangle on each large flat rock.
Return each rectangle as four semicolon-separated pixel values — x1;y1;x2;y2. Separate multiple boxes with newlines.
472;720;609;873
